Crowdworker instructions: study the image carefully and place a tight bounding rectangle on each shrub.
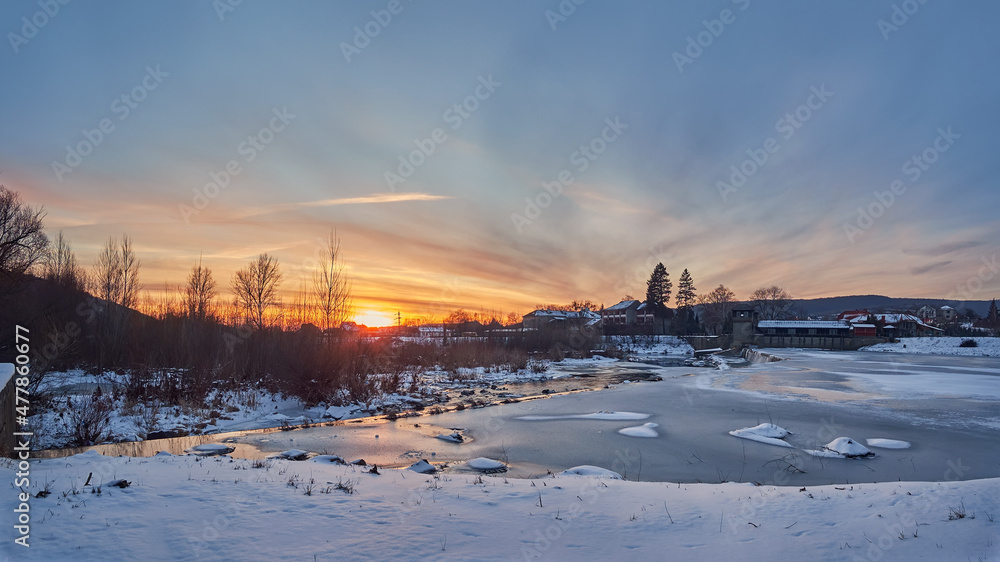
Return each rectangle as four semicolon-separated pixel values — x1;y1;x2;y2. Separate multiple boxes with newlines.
959;339;978;348
69;394;114;446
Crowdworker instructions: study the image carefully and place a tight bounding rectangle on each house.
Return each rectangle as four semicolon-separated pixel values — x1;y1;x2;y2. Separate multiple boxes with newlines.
916;305;936;321
602;299;640;325
523;309;601;331
936;305;958;324
636;302;656;324
602;299;662;326
852;323;877;337
839;311;942;337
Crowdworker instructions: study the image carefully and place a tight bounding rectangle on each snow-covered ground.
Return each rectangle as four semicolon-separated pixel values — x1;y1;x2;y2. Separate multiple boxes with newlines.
4;451;998;560
605;335;694;358
29;358;579;450
862;337;1000;357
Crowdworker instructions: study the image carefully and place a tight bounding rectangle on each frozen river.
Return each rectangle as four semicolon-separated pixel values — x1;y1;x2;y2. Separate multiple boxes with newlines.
227;349;1000;485
47;349;1000;486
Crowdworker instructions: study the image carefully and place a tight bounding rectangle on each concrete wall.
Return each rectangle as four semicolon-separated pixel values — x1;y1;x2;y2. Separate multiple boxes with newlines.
753;335;886;350
684;335;733;351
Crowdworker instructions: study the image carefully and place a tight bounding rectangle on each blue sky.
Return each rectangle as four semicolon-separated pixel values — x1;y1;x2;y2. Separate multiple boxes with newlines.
2;0;998;321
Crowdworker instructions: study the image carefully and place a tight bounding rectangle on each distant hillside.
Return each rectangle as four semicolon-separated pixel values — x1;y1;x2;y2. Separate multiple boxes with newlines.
793;295;994;319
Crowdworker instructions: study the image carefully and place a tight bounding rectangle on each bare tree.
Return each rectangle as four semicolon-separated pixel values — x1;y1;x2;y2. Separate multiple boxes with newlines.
92;235;141;308
312;231;352;331
750;285;792;320
184;257;217;321
697;284;736;335
0;185;49;279
44;230;87;291
231;253;283;329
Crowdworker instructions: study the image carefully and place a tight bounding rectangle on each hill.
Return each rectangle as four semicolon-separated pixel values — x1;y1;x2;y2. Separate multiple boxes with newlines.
792;295;993;319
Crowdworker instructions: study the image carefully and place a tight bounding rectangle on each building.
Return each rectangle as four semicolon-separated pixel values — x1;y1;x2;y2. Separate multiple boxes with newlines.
839;311;942;337
731;304;757;347
936;305;958;324
852;323;877;337
916;305;936;321
523;309;601;331
602;300;640;325
636;302;655;324
757;320;853;337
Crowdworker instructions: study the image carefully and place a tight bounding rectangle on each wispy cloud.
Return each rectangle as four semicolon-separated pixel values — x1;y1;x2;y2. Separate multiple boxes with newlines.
903;241;983;257
910;260;953;275
293;193;453;208
236;192;453;219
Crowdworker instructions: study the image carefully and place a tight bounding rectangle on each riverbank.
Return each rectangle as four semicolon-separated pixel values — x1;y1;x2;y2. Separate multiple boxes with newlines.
4;451;997;561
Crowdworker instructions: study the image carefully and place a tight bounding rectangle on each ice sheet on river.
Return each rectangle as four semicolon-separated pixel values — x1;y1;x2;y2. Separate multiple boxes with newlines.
516;411;650;421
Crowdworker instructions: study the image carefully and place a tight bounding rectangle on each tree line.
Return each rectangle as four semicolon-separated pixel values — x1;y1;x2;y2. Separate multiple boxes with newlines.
641;261;793;336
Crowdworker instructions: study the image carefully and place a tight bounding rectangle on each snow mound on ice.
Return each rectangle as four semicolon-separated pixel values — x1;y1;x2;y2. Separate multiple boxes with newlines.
154;451;172;457
467;458;507;472
436;432;464;443
271;449;311;461
309;455;346;464
186;443;235;456
517;411;650;421
804;448;844;458
866;438;911;449
729;423;794;448
408;460;437;473
805;437;875;459
733;423;790;439
618;423;659;438
825;437;873;457
559;465;623;479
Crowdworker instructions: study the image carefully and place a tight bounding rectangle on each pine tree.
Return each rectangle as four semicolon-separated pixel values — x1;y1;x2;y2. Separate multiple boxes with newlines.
989;298;999;324
675;269;697;310
645;263;671;315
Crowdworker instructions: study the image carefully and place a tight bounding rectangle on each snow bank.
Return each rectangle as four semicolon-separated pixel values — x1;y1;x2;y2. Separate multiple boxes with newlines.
728;423;794;448
861;337;1000;357
866;438;911;449
5;452;999;560
618;422;660;438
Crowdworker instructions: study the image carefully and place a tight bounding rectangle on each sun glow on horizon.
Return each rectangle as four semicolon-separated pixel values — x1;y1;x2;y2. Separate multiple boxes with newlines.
353;309;396;328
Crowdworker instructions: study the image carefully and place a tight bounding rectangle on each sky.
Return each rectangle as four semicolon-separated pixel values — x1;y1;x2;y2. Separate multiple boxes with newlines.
2;1;999;325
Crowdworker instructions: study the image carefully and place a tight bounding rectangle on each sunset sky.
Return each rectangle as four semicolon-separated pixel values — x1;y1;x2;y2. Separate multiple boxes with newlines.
3;1;999;325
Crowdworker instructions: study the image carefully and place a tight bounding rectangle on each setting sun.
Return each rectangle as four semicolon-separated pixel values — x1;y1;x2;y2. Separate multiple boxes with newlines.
353;309;396;328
